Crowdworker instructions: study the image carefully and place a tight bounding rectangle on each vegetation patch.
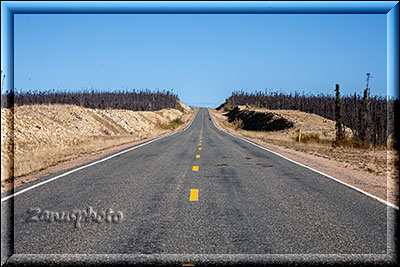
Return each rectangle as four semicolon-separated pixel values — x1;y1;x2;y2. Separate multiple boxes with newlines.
293;132;331;146
159;118;184;130
225;106;294;132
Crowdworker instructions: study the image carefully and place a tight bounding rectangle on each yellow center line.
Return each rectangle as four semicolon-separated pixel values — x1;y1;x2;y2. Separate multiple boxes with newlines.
198;147;202;150
182;265;195;267
192;166;199;171
196;155;200;158
189;189;199;201
199;143;202;146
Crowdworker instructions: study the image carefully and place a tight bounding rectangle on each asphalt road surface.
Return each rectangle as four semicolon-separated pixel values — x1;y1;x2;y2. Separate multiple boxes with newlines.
1;108;397;265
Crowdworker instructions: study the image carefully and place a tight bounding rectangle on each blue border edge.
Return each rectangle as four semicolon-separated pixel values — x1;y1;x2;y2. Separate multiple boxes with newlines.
1;1;399;265
388;3;399;99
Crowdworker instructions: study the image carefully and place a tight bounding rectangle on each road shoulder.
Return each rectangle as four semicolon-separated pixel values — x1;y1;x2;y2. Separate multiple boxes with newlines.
209;108;398;207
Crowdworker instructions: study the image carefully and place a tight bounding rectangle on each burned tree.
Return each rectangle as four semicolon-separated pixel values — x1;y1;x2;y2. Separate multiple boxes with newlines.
334;84;345;142
7;88;179;111
223;77;392;147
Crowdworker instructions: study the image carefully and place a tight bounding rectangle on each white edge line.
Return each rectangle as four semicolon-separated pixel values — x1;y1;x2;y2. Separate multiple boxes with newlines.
1;109;199;203
207;108;399;210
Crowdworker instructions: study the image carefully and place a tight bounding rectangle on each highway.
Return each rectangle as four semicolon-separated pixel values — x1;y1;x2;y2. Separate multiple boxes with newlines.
1;108;396;265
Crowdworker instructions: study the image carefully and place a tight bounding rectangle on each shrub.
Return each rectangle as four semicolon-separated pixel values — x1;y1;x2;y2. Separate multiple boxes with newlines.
159;118;184;130
232;118;243;129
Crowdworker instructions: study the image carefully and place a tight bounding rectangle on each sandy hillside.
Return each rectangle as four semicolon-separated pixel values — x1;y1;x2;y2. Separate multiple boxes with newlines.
1;102;193;184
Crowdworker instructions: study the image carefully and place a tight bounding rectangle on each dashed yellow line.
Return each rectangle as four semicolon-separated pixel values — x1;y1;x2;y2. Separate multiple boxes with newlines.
189;189;199;201
188;114;203;203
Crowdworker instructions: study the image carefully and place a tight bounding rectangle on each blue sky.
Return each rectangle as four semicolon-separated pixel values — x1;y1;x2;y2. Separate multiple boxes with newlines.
13;14;387;107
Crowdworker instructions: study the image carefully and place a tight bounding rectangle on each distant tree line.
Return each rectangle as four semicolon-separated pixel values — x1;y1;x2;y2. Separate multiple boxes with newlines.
1;88;179;111
221;89;398;148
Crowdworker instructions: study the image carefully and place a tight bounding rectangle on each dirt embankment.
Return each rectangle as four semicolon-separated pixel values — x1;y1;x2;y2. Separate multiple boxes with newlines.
210;107;398;207
1;101;193;189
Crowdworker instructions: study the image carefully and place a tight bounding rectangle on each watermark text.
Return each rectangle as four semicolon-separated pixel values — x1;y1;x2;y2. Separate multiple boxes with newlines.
26;206;123;228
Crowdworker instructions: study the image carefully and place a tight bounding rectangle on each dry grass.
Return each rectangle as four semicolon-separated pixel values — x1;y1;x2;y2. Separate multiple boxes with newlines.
12;135;139;179
159;118;184;130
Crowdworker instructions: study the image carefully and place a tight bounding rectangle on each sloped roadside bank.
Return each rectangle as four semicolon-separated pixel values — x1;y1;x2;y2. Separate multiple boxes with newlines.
1;102;195;192
209;108;398;207
225;106;294;131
